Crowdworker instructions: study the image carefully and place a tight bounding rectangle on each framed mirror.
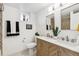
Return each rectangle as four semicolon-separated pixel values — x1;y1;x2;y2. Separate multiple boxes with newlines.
61;3;79;30
46;14;55;30
61;10;70;30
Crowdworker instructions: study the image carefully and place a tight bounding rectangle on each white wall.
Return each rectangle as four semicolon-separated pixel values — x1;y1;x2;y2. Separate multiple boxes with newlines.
36;8;49;36
36;6;61;36
2;5;36;55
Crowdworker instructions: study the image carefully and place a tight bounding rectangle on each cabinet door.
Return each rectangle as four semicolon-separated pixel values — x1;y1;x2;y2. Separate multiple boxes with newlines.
48;43;59;56
37;39;49;56
59;46;79;56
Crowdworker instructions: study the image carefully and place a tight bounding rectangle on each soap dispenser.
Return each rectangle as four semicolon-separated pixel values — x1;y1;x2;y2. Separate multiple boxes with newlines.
66;35;69;42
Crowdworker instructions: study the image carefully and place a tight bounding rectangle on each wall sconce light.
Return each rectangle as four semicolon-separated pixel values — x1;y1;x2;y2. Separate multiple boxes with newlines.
20;13;30;22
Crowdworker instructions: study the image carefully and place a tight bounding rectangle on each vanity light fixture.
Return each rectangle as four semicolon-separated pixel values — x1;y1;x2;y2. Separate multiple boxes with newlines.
20;13;30;22
20;13;23;21
23;14;26;21
20;13;26;21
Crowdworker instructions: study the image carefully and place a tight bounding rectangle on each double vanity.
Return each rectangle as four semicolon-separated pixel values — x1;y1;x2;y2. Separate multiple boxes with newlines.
36;36;79;56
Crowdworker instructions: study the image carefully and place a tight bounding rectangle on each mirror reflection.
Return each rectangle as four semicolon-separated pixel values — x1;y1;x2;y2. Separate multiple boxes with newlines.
46;14;55;30
47;3;79;31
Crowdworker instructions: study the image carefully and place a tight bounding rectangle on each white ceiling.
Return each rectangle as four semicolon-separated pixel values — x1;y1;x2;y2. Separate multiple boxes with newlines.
4;3;53;13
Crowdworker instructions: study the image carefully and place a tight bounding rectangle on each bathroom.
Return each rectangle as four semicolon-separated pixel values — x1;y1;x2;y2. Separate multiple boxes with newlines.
0;3;79;56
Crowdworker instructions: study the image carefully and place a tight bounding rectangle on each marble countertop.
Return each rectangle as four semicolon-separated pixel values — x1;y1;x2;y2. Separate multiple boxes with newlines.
36;36;79;53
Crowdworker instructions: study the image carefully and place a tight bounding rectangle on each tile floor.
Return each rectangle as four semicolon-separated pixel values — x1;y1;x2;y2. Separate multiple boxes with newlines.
10;48;36;56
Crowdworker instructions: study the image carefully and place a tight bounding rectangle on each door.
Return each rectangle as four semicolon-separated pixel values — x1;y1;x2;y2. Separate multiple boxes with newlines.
0;3;2;56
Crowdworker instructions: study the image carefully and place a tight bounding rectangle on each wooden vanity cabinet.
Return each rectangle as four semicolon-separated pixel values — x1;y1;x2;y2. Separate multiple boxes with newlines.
48;42;60;56
59;46;79;56
37;39;49;56
37;38;79;56
37;39;59;56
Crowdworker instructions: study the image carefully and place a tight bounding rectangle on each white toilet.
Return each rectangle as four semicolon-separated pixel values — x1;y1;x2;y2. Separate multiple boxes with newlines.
23;38;37;56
